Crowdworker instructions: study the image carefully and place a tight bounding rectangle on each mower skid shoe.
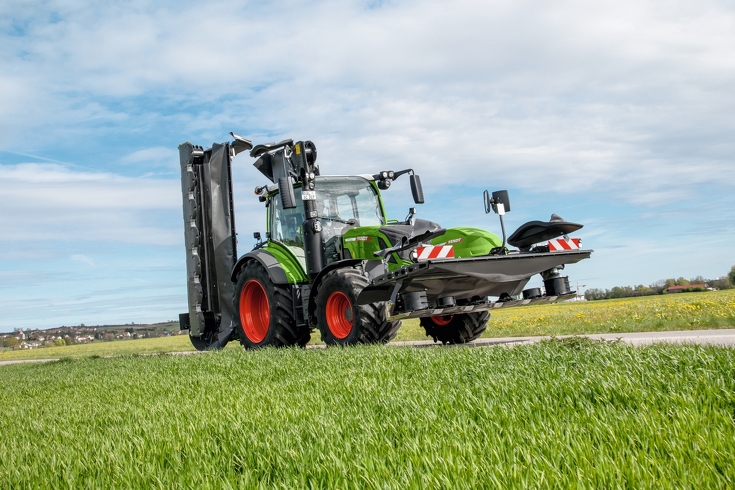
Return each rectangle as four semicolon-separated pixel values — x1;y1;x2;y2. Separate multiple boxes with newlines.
355;250;591;312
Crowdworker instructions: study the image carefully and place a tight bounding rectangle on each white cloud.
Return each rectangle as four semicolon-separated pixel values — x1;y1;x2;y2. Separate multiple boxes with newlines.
0;163;180;244
7;0;730;203
120;147;178;167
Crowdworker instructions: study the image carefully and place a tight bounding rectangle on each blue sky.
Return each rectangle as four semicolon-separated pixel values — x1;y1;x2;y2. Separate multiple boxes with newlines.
1;0;734;329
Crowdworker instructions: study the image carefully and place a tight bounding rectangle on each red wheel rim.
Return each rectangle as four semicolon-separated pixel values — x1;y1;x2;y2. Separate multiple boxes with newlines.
239;280;270;343
431;315;454;326
326;291;353;339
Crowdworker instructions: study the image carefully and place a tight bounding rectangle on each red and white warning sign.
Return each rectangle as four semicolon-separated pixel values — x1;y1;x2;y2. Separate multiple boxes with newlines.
547;237;581;251
415;245;455;260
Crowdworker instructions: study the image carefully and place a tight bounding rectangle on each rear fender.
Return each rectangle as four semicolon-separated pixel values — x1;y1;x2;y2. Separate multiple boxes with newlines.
231;249;289;285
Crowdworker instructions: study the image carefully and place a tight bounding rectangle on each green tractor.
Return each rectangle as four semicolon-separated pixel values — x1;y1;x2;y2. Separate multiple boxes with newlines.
178;133;591;350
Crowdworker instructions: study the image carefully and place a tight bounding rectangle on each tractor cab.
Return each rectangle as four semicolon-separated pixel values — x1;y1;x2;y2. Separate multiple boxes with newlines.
268;172;447;273
268;176;387;270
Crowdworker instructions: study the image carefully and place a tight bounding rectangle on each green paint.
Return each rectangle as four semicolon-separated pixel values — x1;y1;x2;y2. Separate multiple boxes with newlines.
263;242;308;284
431;227;502;257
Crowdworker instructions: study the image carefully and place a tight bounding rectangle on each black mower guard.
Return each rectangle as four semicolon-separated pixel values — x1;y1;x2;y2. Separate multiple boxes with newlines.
355;249;592;320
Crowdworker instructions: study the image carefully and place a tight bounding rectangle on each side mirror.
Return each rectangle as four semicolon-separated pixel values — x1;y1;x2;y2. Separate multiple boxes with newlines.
484;189;510;215
410;174;424;204
278;177;296;209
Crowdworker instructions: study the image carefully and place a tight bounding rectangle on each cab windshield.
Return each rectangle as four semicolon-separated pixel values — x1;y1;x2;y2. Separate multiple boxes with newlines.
315;176;384;227
316;176;384;265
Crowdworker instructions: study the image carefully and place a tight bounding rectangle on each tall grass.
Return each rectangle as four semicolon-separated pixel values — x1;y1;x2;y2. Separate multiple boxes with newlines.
1;341;733;488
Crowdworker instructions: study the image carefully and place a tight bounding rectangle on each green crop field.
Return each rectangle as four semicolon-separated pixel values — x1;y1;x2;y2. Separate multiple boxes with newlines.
1;340;733;488
2;290;733;361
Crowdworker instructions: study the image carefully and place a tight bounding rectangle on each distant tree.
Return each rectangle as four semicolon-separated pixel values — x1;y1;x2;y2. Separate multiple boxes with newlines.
729;265;735;286
64;337;72;346
54;338;65;347
585;288;607;300
712;277;730;290
4;336;19;349
675;277;690;286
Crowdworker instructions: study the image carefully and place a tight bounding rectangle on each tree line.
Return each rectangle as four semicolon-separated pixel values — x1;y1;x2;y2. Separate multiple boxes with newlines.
584;265;735;301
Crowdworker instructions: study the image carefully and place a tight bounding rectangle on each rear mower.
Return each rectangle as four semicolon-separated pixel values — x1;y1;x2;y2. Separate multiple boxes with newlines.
178;133;591;349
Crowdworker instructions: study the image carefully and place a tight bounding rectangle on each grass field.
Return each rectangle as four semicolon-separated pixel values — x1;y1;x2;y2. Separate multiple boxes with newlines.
2;290;734;361
0;334;197;361
1;340;733;488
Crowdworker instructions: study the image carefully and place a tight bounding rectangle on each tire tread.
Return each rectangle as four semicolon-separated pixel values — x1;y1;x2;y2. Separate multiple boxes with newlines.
420;312;489;344
314;267;401;345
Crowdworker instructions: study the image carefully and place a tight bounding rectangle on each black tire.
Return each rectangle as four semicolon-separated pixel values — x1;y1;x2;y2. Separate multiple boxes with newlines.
314;267;401;346
420;312;490;344
233;261;310;349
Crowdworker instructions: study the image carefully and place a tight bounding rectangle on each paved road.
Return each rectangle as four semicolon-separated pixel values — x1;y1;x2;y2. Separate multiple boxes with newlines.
0;358;59;367
2;329;734;366
391;328;735;348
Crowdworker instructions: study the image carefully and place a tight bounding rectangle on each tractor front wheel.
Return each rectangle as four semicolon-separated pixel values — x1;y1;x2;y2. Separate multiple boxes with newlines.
314;267;401;346
234;261;310;349
420;312;490;344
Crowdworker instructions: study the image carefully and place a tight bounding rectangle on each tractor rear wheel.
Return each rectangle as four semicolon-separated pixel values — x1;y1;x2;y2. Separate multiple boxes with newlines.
234;261;310;349
420;312;490;344
314;267;401;346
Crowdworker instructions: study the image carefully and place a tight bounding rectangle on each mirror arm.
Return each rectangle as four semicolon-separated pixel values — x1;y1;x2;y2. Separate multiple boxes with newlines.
499;215;507;249
392;168;413;180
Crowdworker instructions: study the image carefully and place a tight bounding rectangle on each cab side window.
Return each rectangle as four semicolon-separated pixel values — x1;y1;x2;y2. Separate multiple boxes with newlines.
270;192;305;248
